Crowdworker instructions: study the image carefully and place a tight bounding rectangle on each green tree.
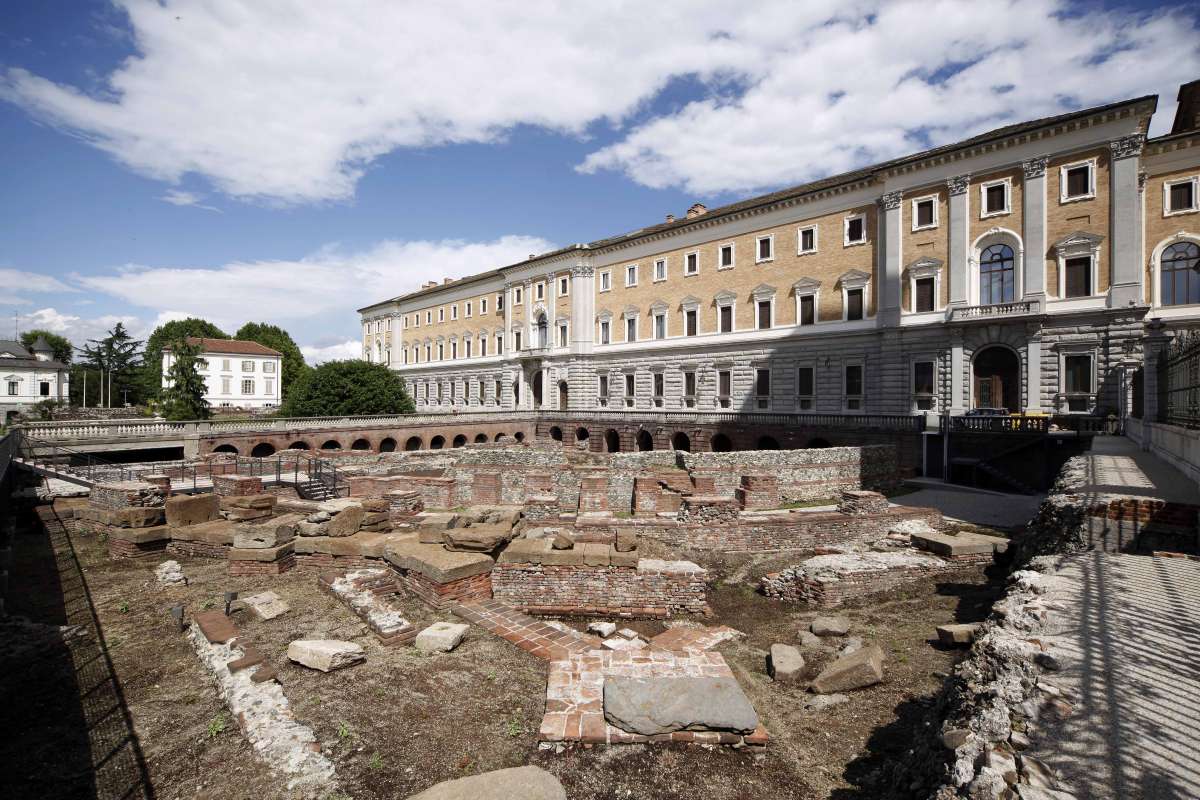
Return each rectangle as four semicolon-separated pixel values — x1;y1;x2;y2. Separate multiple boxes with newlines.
234;322;309;400
279;360;413;417
19;329;73;364
77;322;143;407
141;318;227;401
160;338;211;420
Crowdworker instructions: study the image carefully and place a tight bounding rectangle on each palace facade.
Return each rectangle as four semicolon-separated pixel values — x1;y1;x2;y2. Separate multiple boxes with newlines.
360;81;1200;421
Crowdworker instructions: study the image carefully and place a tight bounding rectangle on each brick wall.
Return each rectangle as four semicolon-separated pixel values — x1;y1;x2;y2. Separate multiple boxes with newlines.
492;559;709;618
212;475;263;497
762;552;970;607
393;568;493;609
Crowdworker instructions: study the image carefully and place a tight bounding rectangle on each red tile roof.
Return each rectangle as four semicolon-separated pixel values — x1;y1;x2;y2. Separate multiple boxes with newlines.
164;337;282;357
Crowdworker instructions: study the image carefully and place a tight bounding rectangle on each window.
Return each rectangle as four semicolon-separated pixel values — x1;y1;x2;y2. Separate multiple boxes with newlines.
1161;241;1200;306
241;360;254;372
845;289;864;321
626;264;638;287
798;225;817;254
425;344;431;361
221;377;231;394
685;309;698;336
626;316;637;342
39;381;50;396
1165;177;1199;215
450;340;458;359
685;251;699;275
844;364;864;411
481;297;488;314
797;366;815;410
513;331;522;350
912;196;937;230
1063;354;1093;412
624;374;635;407
404;349;409;365
913;361;935;411
265;378;274;396
558;322;568;347
757;300;772;330
535;282;544;301
654;258;667;282
451;304;458;320
496;334;504;354
6;381;17;396
438;343;445;360
755;368;770;409
514;287;523;304
222;359;231;371
653;313;666;339
718;243;734;269
719;304;733;333
1061;160;1094;202
799;294;816;326
1064;256;1092;298
438;307;445;322
479;337;487;357
465;339;472;358
653;372;664;406
496;293;503;311
844;215;865;245
915;277;936;312
560;276;569;295
980;244;1016;305
684;371;697;408
981;179;1010;217
599;271;611;291
465;302;472;318
718;370;732;408
263;361;275;374
756;235;774;263
598;375;609;406
242;379;255;395
600;320;611;345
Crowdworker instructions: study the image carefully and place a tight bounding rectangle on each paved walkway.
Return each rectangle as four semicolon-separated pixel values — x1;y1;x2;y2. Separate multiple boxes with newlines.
1032;552;1200;800
891;486;1044;530
1074;436;1199;503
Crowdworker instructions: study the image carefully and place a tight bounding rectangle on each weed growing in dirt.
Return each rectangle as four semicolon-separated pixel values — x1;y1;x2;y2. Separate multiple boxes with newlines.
207;713;226;738
337;721;351;740
118;601;130;613
368;752;383;770
202;599;216;610
97;531;108;543
486;670;497;681
505;717;526;737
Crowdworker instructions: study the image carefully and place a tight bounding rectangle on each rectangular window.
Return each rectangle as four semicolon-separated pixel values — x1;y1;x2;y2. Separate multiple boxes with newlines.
465;302;472;318
755;368;770;409
40;381;50;397
451;341;457;359
718;370;731;408
654;258;667;282
480;297;488;314
496;334;504;354
560;276;569;295
265;378;274;396
515;287;522;304
624;374;635;407
426;311;432;324
600;320;611;345
654;313;666;339
757;300;771;329
684;371;696;407
719;243;734;269
535;282;544;301
797;366;815;410
626;265;638;286
599;375;609;406
685;251;699;275
913;361;935;410
425;345;431;361
915;278;935;312
983;180;1009;216
653;372;664;406
480;337;487;357
495;379;502;402
496;293;503;311
844;364;864;411
1064;354;1093;412
263;361;275;374
242;360;254;372
798;225;817;254
1064;256;1092;298
846;288;864;320
600;271;611;291
558;323;568;347
756;235;773;262
438;344;444;360
719;305;733;333
513;331;521;350
438;308;445;322
1167;178;1198;214
845;215;865;244
799;294;815;326
1063;163;1092;200
914;197;936;229
221;377;230;394
465;339;472;358
222;359;231;371
242;379;254;395
685;309;698;336
626;317;637;342
6;381;17;396
451;305;458;320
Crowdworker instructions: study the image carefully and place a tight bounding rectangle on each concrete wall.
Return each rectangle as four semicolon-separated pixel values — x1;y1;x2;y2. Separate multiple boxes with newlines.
1126;420;1200;489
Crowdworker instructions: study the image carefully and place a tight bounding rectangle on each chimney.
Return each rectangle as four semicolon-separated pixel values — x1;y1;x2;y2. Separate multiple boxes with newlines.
665;213;676;223
421;280;437;289
443;277;452;284
686;203;707;219
528;254;536;260
1172;78;1200;135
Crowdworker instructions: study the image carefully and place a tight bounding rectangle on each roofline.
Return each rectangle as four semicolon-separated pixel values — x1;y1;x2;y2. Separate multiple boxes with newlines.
162;340;282;357
361;93;1157;312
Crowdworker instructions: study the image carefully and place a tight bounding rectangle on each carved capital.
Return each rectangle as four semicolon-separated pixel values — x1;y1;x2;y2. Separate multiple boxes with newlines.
1109;134;1144;160
946;174;971;196
1138;171;1148;192
878;191;903;211
570;265;595;277
1021;156;1048;180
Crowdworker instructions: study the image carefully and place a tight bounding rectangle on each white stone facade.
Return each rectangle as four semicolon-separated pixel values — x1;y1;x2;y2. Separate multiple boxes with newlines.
0;338;69;421
162;339;283;409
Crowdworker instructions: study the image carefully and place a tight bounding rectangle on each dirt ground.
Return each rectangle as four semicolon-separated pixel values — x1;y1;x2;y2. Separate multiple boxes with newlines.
4;502;1004;800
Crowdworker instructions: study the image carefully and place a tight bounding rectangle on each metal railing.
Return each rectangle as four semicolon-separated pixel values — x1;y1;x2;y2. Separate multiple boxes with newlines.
941;414;1112;435
1160;329;1200;429
539;409;926;431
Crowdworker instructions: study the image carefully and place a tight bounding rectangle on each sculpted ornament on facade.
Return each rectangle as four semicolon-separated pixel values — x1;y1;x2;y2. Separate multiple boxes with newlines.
946;174;971;196
878;191;903;210
1021;156;1048;179
1109;134;1144;159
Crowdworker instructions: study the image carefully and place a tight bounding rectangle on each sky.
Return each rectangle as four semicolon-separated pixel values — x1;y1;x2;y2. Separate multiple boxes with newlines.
2;0;1198;364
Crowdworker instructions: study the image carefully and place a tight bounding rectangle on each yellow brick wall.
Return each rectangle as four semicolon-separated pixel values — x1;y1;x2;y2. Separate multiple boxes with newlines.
402;286;504;359
900;186;950;310
1144;164;1200;302
1045;148;1111;296
593;203;879;340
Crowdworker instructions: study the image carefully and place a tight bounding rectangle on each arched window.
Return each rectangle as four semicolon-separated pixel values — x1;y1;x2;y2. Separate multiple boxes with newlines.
979;244;1015;305
1161;241;1200;307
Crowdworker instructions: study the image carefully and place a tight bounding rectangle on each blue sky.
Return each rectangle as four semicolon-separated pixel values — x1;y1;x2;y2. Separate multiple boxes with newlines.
2;0;1198;362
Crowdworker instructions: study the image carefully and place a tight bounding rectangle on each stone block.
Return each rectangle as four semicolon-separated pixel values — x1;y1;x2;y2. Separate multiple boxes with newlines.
936;623;983;646
296;521;327;537
384;536;494;582
233;514;303;549
406;766;565;800
768;643;805;682
165;493;219;528
415;621;469;652
242;590;289;620
540;545;585;566
589;621;617;637
287;639;364;672
327;505;365;537
580;542;610;567
810;616;850;636
610;549;638;568
228;543;294;562
811;644;884;694
614;529;637;553
107;524;172;544
115;506;166;528
910;531;994;557
603;676;759;735
224;494;277;511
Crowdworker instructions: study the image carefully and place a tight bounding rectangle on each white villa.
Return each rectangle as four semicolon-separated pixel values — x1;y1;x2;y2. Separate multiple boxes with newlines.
162;337;283;410
1;336;70;422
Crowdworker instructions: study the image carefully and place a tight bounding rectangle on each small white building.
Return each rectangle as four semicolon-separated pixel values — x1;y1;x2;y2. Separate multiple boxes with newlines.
162;337;283;410
1;336;70;423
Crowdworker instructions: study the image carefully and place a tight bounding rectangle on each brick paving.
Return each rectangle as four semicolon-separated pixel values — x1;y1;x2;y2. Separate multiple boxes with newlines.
647;624;743;653
452;600;603;661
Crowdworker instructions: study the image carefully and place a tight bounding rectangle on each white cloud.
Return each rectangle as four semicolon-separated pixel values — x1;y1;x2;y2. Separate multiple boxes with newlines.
160;188;221;211
301;340;361;366
0;268;75;294
1;1;1194;203
20;307;146;348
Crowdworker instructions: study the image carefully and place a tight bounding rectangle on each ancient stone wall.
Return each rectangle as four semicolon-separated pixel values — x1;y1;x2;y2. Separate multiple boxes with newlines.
761;551;968;607
491;558;708;617
679;444;897;501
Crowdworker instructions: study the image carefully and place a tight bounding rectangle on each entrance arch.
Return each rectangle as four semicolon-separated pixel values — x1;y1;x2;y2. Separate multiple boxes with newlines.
972;345;1021;411
604;429;621;453
671;432;691;452
351;438;371;450
636;430;654;451
548;426;563;442
405;436;422;451
452;434;468;448
532;371;544;408
710;433;732;452
430;435;445;450
251;442;276;458
379;437;397;452
474;433;488;443
214;444;238;455
288;440;310;450
514;431;525;442
755;435;780;450
320;440;341;450
558;380;568;410
575;427;590;443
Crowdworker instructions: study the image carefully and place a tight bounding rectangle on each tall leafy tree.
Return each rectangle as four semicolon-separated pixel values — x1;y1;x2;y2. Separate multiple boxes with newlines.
76;322;143;407
159;338;211;420
19;329;72;364
280;360;413;417
235;322;309;400
141;318;227;400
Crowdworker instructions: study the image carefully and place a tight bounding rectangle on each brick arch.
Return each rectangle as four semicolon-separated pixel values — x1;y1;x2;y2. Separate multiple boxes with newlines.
474;433;488;443
379;437;397;452
214;444;238;455
405;436;423;451
321;440;342;450
636;429;654;451
710;433;732;452
452;434;468;448
671;431;691;452
575;427;590;443
351;438;371;450
288;440;310;450
250;442;276;457
430;435;445;450
755;435;780;450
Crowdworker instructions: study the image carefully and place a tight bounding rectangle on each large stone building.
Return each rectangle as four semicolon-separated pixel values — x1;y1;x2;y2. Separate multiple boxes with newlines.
1;336;69;422
162;338;283;410
360;81;1200;420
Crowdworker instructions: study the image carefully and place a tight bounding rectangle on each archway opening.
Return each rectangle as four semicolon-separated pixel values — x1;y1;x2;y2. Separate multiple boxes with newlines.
972;345;1020;412
514;431;525;442
755;435;780;450
807;438;832;449
452;434;468;448
214;444;238;455
379;437;397;452
494;433;505;442
575;427;590;443
430;435;445;450
671;432;691;452
251;442;276;458
288;440;310;450
532;371;544;408
351;438;371;451
405;436;422;451
636;430;654;451
558;380;568;410
474;433;488;443
321;440;342;450
548;426;563;442
710;433;732;452
513;380;520;406
604;429;621;453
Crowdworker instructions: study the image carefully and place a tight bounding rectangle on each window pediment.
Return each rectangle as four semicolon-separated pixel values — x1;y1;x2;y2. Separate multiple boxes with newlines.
751;283;777;301
2;374;22;382
838;269;871;288
906;257;943;279
680;295;701;311
1053;231;1103;256
792;277;822;293
714;290;737;304
622;304;639;318
596;309;613;322
649;300;668;313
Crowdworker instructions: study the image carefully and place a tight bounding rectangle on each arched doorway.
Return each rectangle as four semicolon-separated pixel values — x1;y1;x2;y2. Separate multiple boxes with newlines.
452;434;467;448
474;433;488;443
430;435;445;450
532;371;543;408
214;444;238;455
514;431;525;442
604;429;621;453
710;433;732;452
288;441;310;450
558;380;568;410
405;436;422;451
251;442;276;458
379;438;397;452
672;432;691;452
549;426;563;442
351;438;371;450
756;435;780;450
636;430;654;451
494;433;505;442
575;427;590;443
321;440;341;450
972;346;1020;411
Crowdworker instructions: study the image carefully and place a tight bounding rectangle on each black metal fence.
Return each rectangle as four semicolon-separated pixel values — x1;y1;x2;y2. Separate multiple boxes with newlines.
1159;329;1200;429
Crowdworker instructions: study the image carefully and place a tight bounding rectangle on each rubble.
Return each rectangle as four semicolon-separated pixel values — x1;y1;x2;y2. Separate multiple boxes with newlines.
154;560;186;585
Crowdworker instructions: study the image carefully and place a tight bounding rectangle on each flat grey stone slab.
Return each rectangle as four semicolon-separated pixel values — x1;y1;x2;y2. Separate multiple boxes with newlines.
287;639;364;672
910;531;994;556
384;535;494;582
768;643;805;682
415;622;468;652
811;644;884;694
406;766;565;800
810;615;850;636
603;676;759;735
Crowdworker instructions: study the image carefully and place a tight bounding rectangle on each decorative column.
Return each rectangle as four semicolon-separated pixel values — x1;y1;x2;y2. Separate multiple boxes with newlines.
1025;322;1044;414
878;191;903;327
947;174;971;307
1021;157;1048;304
1108;134;1145;308
390;312;403;367
949;328;966;415
502;282;513;356
523;279;533;350
546;271;557;343
570;264;595;355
